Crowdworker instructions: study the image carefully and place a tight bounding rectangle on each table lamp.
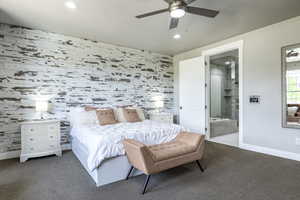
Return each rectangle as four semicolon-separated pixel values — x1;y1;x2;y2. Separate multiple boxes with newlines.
36;100;48;119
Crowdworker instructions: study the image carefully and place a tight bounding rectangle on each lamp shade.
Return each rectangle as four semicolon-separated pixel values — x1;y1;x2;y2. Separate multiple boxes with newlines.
155;100;164;108
36;100;48;112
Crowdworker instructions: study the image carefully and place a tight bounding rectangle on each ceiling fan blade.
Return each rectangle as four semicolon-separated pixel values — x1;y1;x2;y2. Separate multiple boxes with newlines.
185;0;197;4
169;18;179;29
136;8;169;18
186;6;219;18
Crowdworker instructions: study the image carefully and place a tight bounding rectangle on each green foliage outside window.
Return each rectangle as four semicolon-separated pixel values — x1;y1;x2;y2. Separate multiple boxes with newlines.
287;74;300;104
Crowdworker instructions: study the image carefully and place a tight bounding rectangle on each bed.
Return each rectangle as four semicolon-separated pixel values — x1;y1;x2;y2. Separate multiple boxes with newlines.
69;108;185;187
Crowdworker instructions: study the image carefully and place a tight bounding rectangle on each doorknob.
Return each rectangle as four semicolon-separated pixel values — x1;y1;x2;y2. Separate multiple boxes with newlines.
180;106;183;110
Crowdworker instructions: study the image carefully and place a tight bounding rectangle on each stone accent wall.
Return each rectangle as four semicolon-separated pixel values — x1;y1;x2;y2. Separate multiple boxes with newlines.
0;24;174;153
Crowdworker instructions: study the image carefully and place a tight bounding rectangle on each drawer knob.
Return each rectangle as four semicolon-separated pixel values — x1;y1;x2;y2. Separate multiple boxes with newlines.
49;136;54;139
30;128;34;132
29;138;34;141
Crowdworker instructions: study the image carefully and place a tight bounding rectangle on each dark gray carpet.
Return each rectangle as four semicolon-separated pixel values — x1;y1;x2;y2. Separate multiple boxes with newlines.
1;142;300;200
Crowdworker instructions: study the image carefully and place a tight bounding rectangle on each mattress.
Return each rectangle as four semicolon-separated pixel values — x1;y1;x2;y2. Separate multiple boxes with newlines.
70;120;185;171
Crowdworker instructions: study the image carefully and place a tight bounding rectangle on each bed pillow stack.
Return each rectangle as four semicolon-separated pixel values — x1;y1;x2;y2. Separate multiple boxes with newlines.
71;106;146;126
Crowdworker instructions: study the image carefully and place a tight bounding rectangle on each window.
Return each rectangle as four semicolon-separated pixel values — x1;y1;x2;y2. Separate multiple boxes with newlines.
287;70;300;104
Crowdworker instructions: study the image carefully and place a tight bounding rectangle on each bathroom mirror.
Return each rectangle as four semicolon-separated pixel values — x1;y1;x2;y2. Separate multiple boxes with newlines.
282;43;300;129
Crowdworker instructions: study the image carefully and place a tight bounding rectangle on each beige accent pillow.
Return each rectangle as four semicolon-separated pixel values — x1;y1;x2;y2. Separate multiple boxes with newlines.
116;107;145;122
135;108;146;121
122;108;142;123
96;109;118;125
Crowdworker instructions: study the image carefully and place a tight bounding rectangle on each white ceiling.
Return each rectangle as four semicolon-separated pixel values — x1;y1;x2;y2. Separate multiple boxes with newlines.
0;0;299;55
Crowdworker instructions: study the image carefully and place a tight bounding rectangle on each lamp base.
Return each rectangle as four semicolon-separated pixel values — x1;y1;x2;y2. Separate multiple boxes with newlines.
40;112;46;120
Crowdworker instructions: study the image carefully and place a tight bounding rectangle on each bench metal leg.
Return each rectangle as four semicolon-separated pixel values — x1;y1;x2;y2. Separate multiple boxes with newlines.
141;175;151;195
196;160;204;172
126;166;134;180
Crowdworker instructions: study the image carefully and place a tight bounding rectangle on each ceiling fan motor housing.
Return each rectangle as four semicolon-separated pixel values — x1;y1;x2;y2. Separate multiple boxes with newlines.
169;0;187;12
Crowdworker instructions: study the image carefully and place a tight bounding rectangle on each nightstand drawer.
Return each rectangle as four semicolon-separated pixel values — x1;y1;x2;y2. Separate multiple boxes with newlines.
23;142;44;153
25;135;38;144
48;124;60;133
48;133;58;141
23;139;58;153
22;125;41;136
23;145;36;154
47;142;58;150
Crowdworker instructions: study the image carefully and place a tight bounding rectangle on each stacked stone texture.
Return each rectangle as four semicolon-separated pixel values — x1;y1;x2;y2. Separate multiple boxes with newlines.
0;24;174;153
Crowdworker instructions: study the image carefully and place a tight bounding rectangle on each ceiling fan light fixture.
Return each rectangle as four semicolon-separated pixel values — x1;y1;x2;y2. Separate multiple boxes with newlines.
170;8;185;18
65;1;77;9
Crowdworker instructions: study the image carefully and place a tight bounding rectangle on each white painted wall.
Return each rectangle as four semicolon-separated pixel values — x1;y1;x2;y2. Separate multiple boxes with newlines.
174;16;300;156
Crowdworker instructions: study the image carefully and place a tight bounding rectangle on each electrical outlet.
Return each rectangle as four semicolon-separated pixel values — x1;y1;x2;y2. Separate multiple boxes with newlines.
296;138;300;146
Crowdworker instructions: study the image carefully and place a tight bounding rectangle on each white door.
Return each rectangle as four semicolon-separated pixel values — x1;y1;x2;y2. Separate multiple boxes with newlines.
179;56;206;133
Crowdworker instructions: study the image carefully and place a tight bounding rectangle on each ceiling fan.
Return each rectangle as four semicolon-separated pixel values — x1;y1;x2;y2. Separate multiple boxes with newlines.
136;0;219;29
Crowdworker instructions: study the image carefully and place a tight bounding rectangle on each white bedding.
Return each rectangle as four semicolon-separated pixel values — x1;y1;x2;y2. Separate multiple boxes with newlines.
70;120;186;171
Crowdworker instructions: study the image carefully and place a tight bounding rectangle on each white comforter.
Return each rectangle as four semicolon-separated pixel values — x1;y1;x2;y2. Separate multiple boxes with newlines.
71;120;186;171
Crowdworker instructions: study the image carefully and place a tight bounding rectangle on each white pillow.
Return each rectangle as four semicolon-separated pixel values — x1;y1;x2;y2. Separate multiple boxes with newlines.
288;106;298;117
115;107;145;122
69;107;98;126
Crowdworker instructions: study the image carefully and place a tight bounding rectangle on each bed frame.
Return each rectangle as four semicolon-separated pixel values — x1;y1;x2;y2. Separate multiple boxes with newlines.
72;137;142;187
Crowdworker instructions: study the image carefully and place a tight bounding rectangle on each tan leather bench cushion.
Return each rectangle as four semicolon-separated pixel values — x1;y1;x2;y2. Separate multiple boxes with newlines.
123;132;205;175
148;141;195;162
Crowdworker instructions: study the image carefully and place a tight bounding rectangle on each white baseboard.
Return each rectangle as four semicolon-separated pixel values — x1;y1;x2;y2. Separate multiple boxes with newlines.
0;150;21;160
0;143;72;161
240;143;300;162
62;143;72;151
2;142;299;163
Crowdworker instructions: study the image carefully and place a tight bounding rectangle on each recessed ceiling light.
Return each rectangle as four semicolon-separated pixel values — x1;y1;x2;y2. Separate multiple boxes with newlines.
65;1;77;9
173;34;181;39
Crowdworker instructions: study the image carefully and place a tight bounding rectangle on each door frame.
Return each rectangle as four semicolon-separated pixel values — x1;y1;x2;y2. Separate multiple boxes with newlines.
202;40;244;147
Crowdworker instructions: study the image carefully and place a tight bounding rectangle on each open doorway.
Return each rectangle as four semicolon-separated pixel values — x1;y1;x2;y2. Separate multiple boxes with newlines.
209;50;239;146
203;41;243;147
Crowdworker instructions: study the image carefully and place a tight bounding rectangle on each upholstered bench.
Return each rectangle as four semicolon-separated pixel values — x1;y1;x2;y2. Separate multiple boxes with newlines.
123;132;205;194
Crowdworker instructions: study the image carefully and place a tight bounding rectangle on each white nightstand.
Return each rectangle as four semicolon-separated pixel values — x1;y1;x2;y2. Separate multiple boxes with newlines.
20;120;62;163
149;113;174;123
